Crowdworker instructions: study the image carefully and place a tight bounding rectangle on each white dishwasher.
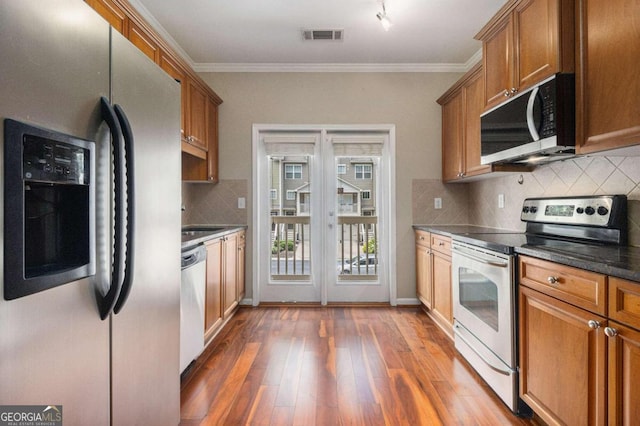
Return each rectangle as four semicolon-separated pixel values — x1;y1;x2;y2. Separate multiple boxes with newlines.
180;244;207;373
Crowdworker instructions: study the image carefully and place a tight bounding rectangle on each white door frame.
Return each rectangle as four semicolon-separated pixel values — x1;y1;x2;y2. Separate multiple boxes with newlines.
252;124;397;306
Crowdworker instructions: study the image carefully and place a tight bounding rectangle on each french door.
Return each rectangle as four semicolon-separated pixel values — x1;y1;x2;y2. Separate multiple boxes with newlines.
253;126;395;305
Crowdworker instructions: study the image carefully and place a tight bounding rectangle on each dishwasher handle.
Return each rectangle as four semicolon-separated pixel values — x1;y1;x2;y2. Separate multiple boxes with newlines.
181;245;206;269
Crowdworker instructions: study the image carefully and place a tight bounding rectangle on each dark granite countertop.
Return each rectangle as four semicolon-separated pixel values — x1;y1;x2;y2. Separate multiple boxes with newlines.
413;224;640;283
412;224;520;237
181;225;247;250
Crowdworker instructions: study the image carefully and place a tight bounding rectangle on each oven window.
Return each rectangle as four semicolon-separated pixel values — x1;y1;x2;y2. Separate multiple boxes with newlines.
458;267;499;331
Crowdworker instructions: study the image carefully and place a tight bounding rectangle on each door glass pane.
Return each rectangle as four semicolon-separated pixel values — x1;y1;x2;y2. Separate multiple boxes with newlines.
336;157;378;280
269;155;311;279
458;266;499;331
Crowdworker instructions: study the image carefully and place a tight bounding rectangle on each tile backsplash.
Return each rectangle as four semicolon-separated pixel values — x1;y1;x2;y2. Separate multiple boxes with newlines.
412;179;469;225
413;156;640;246
182;179;248;225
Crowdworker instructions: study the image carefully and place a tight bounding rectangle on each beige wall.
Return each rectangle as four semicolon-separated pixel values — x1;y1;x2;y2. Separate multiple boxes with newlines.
187;71;464;301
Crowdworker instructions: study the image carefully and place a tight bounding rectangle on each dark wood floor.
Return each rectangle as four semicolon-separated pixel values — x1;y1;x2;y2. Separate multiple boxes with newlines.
180;306;538;425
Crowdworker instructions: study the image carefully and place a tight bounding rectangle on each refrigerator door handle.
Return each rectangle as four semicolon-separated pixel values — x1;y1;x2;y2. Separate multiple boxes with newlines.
98;97;126;320
113;104;135;315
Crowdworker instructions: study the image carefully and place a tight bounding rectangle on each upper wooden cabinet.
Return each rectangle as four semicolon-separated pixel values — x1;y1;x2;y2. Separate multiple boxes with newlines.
85;0;127;34
438;63;526;182
85;0;223;182
575;0;640;154
159;49;187;140
127;20;159;63
185;78;208;151
476;0;575;109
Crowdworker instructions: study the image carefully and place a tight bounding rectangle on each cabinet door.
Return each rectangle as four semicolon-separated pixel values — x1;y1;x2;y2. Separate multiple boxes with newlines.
519;286;606;425
607;321;640;426
482;15;514;109
576;0;640;154
223;233;239;318
205;238;223;340
236;232;246;303
462;68;491;177
85;0;127;34
415;241;432;308
432;251;452;326
515;0;561;91
186;78;208;151
159;50;186;141
207;96;219;182
127;20;159;63
441;91;463;182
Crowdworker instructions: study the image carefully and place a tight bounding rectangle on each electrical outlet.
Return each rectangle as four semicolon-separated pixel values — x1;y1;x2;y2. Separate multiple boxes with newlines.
238;197;246;209
434;198;442;209
498;193;505;209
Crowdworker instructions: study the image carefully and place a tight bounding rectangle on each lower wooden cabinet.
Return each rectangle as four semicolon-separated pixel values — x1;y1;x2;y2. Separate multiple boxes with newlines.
204;230;246;343
519;285;607;425
607;321;640;425
414;230;452;339
519;257;640;425
415;231;431;308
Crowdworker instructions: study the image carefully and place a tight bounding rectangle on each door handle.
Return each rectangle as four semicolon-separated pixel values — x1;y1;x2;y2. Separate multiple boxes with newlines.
97;97;126;320
113;104;135;315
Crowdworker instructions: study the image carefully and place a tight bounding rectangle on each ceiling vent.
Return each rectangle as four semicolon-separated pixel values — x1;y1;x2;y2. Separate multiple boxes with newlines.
302;29;344;41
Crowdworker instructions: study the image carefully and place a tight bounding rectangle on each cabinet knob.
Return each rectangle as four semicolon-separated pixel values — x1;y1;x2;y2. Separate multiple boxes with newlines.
604;327;618;337
438;242;445;246
504;90;510;97
587;320;601;329
510;87;518;94
547;276;559;285
419;236;425;240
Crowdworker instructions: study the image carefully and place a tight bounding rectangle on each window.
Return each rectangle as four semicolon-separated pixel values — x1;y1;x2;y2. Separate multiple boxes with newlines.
286;190;296;200
337;164;346;175
355;164;372;179
270;189;277;200
361;190;371;200
284;164;302;179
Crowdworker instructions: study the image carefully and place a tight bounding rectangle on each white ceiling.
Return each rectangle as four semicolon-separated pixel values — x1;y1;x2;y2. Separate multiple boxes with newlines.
130;0;507;72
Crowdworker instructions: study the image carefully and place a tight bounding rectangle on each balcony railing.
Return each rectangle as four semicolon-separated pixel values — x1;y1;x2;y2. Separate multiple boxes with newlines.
271;216;310;279
337;216;378;280
270;215;378;281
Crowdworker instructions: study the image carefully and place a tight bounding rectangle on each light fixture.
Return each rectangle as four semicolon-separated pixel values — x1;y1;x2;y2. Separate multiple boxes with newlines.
376;2;392;31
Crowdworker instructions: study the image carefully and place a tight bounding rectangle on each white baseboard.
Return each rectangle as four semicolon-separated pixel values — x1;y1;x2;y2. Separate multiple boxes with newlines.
396;297;420;306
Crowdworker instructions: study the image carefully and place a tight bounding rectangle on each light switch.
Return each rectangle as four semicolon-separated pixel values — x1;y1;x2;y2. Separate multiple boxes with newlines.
238;197;246;209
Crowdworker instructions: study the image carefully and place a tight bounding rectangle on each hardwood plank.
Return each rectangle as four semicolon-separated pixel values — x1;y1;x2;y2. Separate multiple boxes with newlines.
181;307;537;425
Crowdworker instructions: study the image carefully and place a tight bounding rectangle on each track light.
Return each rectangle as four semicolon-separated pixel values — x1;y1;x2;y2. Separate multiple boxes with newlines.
376;2;392;31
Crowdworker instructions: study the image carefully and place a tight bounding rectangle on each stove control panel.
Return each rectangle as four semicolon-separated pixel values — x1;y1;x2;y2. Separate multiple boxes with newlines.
521;195;626;227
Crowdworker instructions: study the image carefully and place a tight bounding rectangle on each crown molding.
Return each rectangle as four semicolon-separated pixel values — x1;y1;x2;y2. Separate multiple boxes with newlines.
127;0;196;69
193;61;476;73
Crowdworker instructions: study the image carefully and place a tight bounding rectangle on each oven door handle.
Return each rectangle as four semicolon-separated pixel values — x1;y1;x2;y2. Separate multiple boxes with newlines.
454;324;515;377
452;246;509;268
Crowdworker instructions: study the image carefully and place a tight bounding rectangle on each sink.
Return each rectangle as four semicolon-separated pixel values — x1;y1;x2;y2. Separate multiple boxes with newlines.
181;227;225;237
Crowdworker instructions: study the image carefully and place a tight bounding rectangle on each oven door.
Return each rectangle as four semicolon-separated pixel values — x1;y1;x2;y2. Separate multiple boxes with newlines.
451;241;515;366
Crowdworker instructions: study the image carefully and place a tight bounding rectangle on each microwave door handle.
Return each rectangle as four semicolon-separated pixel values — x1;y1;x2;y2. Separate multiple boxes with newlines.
112;104;135;315
526;87;541;141
98;97;126;320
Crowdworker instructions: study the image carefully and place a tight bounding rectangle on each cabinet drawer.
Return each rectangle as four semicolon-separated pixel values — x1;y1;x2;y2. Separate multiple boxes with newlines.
431;234;451;254
609;277;640;331
415;230;430;248
519;255;607;315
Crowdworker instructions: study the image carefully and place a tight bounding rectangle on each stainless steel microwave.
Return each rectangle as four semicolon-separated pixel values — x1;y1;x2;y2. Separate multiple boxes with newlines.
480;74;575;165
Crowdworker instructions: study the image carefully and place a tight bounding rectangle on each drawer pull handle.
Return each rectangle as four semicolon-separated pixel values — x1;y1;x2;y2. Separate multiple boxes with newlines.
439;242;445;246
604;327;618;338
587;320;600;329
547;276;559;285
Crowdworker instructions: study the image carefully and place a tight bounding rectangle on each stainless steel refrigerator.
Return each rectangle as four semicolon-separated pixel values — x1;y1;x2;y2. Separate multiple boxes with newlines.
0;1;181;425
